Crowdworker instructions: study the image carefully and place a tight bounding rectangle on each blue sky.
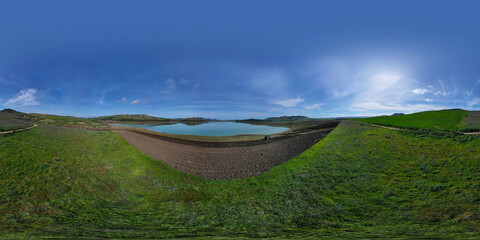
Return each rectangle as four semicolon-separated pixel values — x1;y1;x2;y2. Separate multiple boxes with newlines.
1;0;480;119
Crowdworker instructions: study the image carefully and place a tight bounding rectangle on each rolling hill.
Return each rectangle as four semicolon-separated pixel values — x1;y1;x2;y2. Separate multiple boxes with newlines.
0;109;36;131
237;116;340;131
90;114;170;122
356;109;469;130
91;114;210;125
30;113;109;130
240;115;312;122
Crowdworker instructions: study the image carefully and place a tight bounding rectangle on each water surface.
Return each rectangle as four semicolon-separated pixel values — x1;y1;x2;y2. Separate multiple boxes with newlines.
111;121;289;136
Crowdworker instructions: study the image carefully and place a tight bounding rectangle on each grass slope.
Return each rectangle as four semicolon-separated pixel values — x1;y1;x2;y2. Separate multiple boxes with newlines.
30;113;108;129
0;122;479;238
357;109;468;130
0;109;35;131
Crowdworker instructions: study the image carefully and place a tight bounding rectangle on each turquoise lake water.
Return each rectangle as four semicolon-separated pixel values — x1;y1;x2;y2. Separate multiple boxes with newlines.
111;122;289;136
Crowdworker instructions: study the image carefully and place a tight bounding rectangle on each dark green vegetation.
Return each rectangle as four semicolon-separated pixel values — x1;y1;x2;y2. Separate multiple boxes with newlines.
237;116;339;131
91;114;209;125
357;109;468;131
239;115;312;123
1;120;479;239
0;109;35;131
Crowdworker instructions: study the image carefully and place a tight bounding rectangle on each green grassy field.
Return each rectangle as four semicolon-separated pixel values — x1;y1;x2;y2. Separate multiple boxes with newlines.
1;121;479;239
356;109;468;130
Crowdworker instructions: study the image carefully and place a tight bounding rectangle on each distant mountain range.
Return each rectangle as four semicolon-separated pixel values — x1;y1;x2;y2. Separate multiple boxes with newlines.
237;116;313;123
90;114;216;125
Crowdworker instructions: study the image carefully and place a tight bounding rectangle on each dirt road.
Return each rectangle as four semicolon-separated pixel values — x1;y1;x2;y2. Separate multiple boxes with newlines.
0;124;37;134
115;129;333;180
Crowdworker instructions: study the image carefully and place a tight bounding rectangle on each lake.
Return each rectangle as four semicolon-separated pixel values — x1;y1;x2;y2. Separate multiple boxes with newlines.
110;122;289;136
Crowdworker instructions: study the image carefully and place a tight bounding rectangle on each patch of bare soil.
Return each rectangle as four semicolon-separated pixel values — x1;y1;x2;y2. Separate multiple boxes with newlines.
462;111;480;127
115;129;334;180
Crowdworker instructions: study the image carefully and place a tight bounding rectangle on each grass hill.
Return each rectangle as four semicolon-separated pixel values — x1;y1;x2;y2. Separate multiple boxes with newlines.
357;109;468;131
30;113;108;130
0;109;36;131
1;109;109;131
0;120;478;238
91;114;169;122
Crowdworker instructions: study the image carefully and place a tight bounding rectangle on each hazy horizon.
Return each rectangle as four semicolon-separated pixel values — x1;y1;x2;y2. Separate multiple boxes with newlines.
1;1;480;119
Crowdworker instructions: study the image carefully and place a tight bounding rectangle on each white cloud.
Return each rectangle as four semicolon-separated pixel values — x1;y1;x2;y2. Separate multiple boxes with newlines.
468;79;480;98
272;97;304;107
413;82;454;97
4;88;40;107
466;90;473;97
305;103;324;110
166;79;176;90
117;97;127;103
97;87;115;105
131;99;146;104
434;90;449;96
350;73;415;111
468;98;480;107
305;58;416;106
412;88;429;94
302;57;466;115
269;107;282;112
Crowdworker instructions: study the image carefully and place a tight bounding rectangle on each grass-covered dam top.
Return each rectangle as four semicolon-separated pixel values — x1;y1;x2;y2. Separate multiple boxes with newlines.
110;121;289;136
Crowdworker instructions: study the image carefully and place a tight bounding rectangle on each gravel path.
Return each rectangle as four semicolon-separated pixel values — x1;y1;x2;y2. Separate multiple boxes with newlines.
464;132;480;135
0;124;37;134
115;129;333;180
359;122;401;130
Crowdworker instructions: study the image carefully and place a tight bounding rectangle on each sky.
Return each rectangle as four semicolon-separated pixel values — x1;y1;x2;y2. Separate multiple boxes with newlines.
1;0;480;119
